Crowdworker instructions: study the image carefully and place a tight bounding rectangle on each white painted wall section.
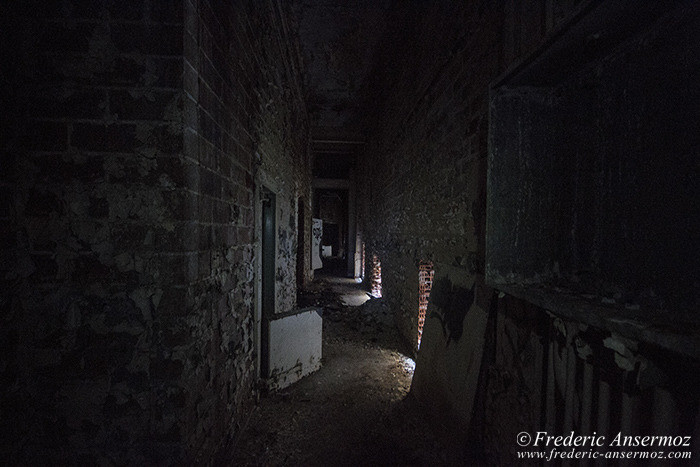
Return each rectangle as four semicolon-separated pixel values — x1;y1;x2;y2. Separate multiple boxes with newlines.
268;307;323;390
312;218;323;269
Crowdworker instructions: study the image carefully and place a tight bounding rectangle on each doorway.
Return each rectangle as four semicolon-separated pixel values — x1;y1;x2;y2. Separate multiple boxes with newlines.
260;187;276;378
296;197;305;295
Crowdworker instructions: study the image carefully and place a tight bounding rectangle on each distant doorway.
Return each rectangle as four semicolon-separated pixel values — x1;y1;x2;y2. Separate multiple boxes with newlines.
321;222;340;258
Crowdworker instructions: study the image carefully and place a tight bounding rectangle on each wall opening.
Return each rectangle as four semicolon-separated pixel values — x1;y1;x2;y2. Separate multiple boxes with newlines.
321;222;340;257
370;254;382;298
417;261;434;349
360;242;366;282
315;189;347;261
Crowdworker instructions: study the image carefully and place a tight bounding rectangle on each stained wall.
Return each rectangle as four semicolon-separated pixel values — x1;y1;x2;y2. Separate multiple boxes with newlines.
358;0;700;462
0;0;310;462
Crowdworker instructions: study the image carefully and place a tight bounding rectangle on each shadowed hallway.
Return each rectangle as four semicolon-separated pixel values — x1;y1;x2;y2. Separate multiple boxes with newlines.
229;279;471;465
1;0;699;464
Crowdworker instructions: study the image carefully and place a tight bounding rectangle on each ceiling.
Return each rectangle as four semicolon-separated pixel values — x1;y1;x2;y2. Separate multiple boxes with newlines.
293;0;391;142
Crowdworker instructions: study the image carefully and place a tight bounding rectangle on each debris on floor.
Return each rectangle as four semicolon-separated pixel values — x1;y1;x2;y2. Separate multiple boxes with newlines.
229;275;481;465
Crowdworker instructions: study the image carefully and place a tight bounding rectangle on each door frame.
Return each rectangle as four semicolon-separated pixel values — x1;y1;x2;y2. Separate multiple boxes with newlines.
254;175;280;380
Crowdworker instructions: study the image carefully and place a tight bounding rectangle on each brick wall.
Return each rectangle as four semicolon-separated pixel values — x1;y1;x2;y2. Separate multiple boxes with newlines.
0;2;185;462
361;0;512;351
359;0;699;462
181;0;310;459
360;0;588;350
0;0;309;462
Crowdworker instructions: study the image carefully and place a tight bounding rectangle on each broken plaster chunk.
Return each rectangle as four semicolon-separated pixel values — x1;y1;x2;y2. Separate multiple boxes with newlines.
603;335;638;371
604;334;638;355
603;335;627;355
613;351;636;371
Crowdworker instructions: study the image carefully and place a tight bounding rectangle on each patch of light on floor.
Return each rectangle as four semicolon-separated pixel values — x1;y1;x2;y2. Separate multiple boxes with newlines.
399;354;416;374
340;293;369;307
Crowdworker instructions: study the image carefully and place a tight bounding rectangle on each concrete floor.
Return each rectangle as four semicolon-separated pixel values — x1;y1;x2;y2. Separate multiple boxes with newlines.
228;271;479;465
329;277;370;307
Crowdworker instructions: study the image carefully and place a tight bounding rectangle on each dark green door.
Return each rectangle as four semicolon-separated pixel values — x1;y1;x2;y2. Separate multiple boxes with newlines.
261;188;275;378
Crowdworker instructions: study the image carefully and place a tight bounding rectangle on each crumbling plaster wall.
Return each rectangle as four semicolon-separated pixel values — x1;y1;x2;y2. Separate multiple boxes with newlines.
1;2;186;462
0;0;310;463
181;0;310;459
359;0;699;462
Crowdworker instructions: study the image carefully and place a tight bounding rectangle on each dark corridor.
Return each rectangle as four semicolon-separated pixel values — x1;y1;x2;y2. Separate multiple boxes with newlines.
1;0;699;464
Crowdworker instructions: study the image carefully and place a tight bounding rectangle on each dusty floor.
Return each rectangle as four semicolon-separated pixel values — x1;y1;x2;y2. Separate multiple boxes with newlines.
228;266;480;466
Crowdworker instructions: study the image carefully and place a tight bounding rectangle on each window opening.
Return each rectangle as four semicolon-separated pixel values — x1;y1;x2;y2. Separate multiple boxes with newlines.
417;261;434;349
361;242;366;282
370;254;382;298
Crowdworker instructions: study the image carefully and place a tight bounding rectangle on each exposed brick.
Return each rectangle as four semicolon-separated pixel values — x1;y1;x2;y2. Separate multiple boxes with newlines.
111;223;150;251
71;123;136;152
0;188;12;218
152;358;184;381
30;88;106;120
101;56;182;88
28;253;58;281
38;22;92;53
111;23;184;56
24;121;67;151
110;91;178;122
237;226;251;245
73;157;106;183
25;190;65;217
157;286;190;317
64;1;104;20
106;0;144;21
150;0;185;24
154;222;199;251
164;189;198;221
2;0;310;463
87;197;109;218
198;167;220;197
